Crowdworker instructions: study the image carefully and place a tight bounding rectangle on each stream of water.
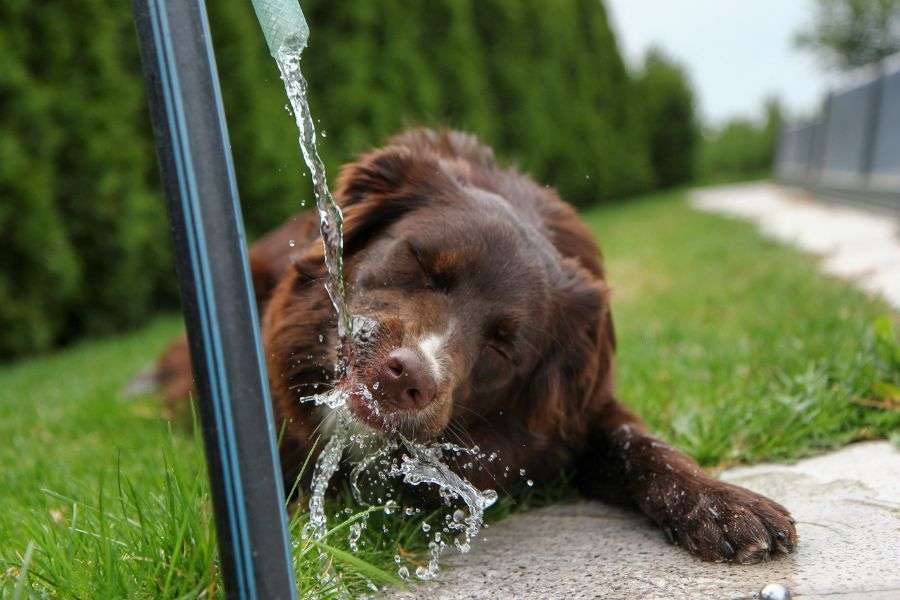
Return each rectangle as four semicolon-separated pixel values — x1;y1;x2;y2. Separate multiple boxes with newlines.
274;47;499;587
276;48;351;341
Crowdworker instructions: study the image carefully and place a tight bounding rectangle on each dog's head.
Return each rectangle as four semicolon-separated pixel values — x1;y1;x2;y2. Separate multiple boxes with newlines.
270;133;613;443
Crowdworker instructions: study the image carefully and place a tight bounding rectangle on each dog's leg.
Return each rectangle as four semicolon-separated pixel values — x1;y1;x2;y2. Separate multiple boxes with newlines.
575;399;797;563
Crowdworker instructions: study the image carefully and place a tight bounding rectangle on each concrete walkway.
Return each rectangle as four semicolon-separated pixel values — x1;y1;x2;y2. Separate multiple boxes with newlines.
390;442;900;599
691;183;900;309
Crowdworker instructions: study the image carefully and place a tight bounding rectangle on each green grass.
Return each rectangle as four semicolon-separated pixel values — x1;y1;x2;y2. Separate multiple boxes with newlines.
589;192;899;466
1;189;898;597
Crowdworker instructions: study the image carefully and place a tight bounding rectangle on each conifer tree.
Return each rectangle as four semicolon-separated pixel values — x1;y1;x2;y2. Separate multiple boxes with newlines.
0;0;696;357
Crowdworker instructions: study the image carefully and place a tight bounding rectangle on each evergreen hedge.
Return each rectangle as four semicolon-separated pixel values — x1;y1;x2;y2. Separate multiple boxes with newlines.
635;49;698;188
0;0;695;359
698;99;782;183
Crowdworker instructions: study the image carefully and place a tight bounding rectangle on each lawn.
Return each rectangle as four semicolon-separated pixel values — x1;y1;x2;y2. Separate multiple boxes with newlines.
1;189;898;598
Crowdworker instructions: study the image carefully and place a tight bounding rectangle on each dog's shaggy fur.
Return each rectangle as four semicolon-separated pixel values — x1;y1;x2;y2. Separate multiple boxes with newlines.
155;129;797;563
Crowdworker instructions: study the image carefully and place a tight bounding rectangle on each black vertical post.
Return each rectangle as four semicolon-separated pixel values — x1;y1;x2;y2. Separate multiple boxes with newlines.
133;1;297;598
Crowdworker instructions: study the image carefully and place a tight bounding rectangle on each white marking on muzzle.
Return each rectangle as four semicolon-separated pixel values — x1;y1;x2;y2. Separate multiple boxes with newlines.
417;324;452;383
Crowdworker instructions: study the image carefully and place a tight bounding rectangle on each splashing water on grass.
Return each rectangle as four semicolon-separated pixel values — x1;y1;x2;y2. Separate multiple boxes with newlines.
300;403;500;584
273;48;499;587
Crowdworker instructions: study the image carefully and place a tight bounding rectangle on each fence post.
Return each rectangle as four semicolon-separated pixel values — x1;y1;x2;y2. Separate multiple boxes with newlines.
811;92;833;184
861;65;886;185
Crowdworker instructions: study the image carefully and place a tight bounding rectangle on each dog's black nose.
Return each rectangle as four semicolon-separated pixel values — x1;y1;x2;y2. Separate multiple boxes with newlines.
377;347;437;410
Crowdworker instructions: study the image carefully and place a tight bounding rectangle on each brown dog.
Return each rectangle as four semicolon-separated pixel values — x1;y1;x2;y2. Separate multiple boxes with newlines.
153;128;796;563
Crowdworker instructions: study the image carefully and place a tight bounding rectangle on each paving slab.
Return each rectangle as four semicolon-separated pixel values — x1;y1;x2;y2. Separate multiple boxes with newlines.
690;183;900;310
388;441;900;599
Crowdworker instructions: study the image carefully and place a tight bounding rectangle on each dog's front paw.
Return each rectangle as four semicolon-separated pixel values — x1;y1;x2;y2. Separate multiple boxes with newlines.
651;479;798;563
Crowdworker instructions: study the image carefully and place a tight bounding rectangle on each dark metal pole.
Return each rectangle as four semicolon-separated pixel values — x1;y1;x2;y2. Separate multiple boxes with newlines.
132;1;297;598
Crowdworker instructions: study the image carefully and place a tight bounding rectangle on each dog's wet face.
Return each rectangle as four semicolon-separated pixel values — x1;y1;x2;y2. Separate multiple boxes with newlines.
340;194;560;440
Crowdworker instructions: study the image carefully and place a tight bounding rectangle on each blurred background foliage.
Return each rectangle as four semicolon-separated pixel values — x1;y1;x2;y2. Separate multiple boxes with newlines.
0;0;782;360
795;0;900;70
698;99;782;184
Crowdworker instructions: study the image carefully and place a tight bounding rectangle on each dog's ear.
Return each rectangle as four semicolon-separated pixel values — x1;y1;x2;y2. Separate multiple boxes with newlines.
335;145;451;257
289;144;451;283
248;252;282;309
525;258;614;440
335;145;428;208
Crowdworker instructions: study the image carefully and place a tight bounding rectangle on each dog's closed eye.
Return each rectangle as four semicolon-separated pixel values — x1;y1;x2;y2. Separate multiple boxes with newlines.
485;343;512;361
483;319;517;362
406;241;455;293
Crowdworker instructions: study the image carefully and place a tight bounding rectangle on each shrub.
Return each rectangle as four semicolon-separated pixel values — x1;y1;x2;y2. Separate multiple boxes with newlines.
635;48;699;188
0;0;690;358
0;0;167;357
698;99;782;183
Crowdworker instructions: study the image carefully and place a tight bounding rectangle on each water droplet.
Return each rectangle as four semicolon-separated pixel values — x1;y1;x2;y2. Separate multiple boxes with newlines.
526;479;534;487
347;522;363;552
421;522;431;532
288;239;296;247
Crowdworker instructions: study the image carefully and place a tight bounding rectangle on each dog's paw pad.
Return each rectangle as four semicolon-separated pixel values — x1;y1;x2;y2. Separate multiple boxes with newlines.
662;482;798;564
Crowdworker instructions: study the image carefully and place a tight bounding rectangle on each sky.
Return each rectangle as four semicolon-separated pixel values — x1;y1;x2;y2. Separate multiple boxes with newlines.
605;0;837;125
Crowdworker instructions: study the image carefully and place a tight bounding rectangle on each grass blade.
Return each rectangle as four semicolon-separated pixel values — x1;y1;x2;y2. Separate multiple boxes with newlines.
12;541;35;600
308;540;404;587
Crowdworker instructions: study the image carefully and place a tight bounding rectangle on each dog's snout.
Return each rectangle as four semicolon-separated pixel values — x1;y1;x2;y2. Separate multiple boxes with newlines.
378;347;436;410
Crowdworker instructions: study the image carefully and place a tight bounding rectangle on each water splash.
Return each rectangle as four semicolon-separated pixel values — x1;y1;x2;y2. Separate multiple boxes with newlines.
298;401;500;580
391;437;498;578
343;430;499;580
304;410;351;541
